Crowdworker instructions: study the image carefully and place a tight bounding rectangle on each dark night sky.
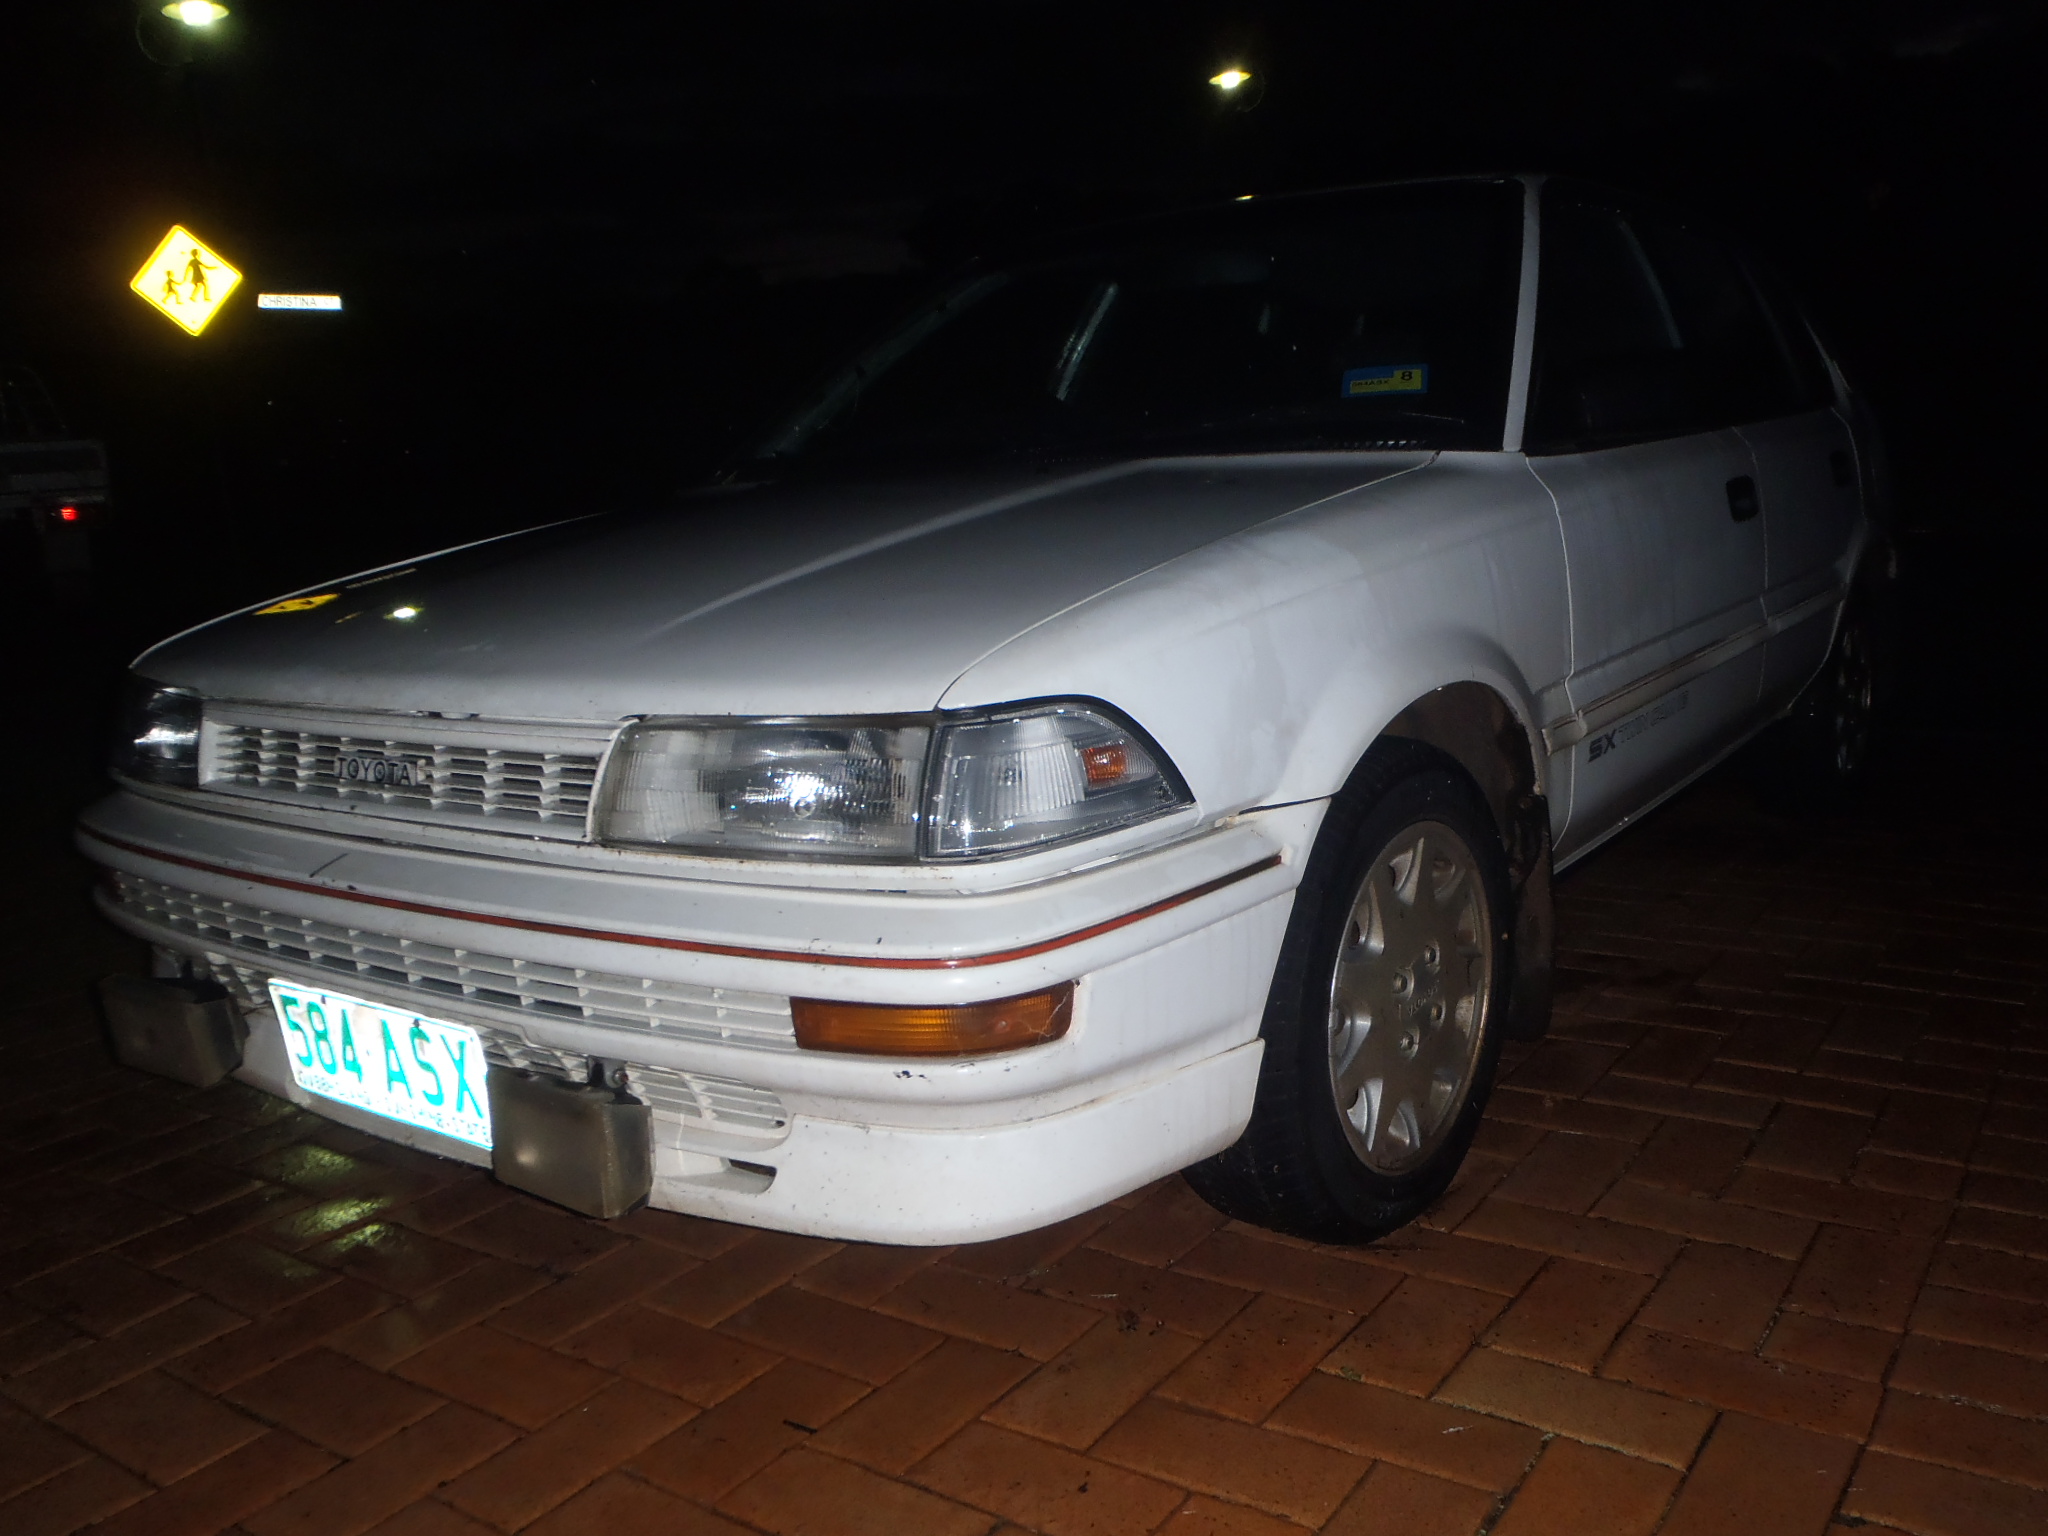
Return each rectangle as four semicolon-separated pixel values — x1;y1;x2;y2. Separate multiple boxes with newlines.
2;2;2042;632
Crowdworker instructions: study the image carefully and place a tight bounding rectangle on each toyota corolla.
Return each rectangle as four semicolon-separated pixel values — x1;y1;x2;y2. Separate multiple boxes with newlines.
80;175;1889;1244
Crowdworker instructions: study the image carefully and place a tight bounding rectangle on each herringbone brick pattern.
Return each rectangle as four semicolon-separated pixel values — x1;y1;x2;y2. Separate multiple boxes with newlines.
3;760;2045;1536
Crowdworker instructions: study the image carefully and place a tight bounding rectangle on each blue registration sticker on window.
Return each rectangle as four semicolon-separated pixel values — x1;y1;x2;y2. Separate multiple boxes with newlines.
1342;365;1429;398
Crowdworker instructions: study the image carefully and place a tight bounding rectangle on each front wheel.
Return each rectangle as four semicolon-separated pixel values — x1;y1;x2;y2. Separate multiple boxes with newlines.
1185;742;1512;1243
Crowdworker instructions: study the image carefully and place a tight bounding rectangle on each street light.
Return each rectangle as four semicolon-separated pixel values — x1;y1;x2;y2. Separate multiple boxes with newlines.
135;0;230;65
163;1;229;25
1209;68;1252;91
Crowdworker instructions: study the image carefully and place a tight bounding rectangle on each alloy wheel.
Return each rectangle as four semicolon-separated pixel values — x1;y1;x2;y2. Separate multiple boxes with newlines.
1829;618;1875;777
1326;819;1494;1175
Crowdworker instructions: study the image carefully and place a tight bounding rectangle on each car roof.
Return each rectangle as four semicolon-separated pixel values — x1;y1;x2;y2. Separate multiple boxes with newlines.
988;174;1535;269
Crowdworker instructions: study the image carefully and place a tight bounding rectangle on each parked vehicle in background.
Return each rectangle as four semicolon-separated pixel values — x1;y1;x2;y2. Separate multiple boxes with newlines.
79;175;1891;1244
1;366;109;592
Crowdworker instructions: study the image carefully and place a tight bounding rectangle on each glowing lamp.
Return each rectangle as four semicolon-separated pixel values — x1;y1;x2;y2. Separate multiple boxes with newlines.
1209;68;1251;90
163;2;229;25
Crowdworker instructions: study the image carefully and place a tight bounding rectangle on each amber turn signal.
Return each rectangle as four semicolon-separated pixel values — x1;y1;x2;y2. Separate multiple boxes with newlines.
791;982;1075;1057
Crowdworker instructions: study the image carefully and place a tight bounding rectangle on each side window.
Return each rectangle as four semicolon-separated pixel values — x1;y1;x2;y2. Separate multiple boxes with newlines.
1629;212;1803;427
1525;195;1698;451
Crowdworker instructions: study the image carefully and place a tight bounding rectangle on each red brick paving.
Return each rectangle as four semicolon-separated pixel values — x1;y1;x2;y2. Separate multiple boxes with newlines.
5;764;2048;1535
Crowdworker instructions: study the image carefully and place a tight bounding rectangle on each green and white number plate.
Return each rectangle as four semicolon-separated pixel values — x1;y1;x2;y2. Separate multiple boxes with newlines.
268;981;494;1148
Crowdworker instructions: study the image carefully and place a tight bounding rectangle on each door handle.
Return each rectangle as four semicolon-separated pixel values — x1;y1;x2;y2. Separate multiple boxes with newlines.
1726;475;1759;523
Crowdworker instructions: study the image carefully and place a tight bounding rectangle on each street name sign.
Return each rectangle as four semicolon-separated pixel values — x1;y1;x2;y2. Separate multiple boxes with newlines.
257;293;343;311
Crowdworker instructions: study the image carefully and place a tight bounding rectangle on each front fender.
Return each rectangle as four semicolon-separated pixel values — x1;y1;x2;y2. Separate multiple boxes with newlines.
942;453;1571;818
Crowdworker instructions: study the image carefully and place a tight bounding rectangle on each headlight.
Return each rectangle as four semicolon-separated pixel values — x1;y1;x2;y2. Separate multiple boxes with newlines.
111;678;202;786
600;720;931;857
596;700;1190;861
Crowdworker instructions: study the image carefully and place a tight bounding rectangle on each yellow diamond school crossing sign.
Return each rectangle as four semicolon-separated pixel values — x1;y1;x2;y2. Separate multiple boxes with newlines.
130;225;243;335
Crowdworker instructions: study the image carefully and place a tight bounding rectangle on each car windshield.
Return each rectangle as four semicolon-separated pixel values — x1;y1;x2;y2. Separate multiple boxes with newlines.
749;180;1525;472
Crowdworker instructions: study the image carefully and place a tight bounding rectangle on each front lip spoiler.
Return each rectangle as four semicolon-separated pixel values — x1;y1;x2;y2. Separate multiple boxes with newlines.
81;828;1283;972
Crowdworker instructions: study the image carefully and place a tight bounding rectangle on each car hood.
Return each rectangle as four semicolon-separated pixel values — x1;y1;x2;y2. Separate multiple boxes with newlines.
139;456;1424;720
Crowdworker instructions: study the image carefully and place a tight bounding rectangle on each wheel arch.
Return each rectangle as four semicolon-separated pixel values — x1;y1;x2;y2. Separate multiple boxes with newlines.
1305;666;1557;1044
1379;679;1543;863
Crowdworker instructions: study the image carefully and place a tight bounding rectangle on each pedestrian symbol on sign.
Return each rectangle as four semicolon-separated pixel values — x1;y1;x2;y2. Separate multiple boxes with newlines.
130;225;242;335
183;247;216;302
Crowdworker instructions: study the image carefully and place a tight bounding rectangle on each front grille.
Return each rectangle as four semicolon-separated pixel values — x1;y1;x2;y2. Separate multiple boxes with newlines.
114;872;798;1053
201;708;612;837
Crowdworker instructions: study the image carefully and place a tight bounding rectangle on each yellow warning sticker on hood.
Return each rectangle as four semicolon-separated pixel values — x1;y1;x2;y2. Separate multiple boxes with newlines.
254;593;340;615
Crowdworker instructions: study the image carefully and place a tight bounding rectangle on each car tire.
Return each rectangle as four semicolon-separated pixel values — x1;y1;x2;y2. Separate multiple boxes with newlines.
1185;739;1512;1244
1762;603;1880;812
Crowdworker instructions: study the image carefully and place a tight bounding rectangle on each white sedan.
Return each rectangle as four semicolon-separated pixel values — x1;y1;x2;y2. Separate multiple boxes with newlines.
81;175;1887;1244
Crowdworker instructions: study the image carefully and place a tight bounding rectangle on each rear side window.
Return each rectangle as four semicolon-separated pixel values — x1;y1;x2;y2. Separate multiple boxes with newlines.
1527;190;1812;451
1743;259;1839;413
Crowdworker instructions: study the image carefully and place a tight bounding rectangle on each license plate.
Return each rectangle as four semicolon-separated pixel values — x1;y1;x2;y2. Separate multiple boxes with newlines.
268;981;493;1149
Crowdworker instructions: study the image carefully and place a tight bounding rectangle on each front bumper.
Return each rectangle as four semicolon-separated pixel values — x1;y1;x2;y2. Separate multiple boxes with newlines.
79;788;1315;1242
